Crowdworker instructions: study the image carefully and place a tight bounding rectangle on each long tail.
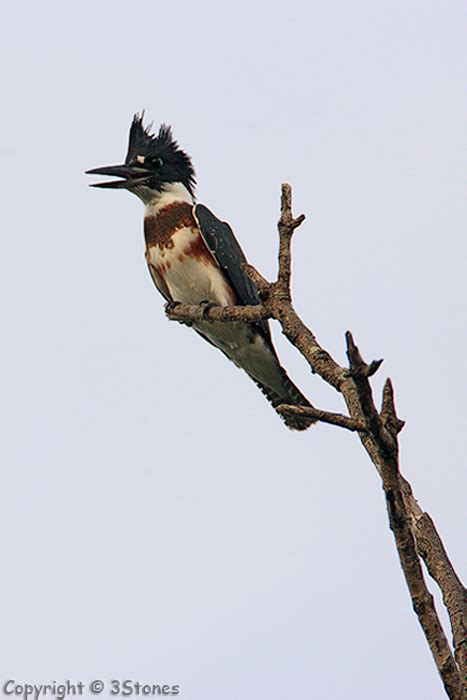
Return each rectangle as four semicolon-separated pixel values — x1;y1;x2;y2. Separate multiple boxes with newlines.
251;367;316;431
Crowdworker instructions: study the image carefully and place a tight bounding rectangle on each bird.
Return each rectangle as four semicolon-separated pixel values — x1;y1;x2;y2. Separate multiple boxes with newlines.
86;114;315;430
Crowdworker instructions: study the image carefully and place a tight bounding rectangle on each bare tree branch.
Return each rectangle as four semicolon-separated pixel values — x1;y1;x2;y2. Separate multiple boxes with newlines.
277;404;367;432
165;302;269;324
164;183;465;700
400;480;467;680
276;183;304;297
381;378;406;434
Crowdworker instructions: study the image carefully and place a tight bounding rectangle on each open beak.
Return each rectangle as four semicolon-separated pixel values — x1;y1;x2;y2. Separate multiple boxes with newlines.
85;164;151;189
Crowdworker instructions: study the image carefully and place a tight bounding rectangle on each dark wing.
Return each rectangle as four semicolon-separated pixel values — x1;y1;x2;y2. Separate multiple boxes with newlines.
193;204;273;347
194;204;259;306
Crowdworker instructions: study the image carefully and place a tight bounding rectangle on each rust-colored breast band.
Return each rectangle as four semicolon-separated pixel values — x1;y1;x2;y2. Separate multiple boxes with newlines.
144;202;196;249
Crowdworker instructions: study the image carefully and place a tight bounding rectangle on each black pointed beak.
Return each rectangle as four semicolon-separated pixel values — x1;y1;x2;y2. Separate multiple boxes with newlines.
85;164;151;189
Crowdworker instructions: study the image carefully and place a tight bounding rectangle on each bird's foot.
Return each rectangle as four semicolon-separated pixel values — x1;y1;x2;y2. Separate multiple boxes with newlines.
165;300;181;314
165;301;192;326
199;300;220;322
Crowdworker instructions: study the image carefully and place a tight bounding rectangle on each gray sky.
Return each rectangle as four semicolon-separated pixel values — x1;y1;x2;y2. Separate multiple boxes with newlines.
1;1;465;699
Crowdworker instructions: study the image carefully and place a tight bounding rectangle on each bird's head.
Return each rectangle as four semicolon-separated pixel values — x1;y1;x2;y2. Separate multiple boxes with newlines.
86;113;196;203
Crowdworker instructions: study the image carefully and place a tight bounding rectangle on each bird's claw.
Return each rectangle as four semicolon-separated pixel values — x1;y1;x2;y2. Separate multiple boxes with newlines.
165;301;192;326
199;300;220;322
165;300;182;314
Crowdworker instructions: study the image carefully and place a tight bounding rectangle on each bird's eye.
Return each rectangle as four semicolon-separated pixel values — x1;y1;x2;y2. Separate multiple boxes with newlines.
147;157;164;168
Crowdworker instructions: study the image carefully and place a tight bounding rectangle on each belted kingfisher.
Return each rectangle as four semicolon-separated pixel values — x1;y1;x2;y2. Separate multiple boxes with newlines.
86;114;314;430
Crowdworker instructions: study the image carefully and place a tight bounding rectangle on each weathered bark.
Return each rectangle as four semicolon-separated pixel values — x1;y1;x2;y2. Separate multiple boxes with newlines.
166;184;465;700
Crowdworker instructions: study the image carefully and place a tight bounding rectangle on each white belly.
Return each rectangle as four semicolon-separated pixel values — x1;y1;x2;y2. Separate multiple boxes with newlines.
148;227;286;394
147;227;234;306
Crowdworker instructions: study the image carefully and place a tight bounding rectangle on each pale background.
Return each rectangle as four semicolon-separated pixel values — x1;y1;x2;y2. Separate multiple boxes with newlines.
1;2;465;699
